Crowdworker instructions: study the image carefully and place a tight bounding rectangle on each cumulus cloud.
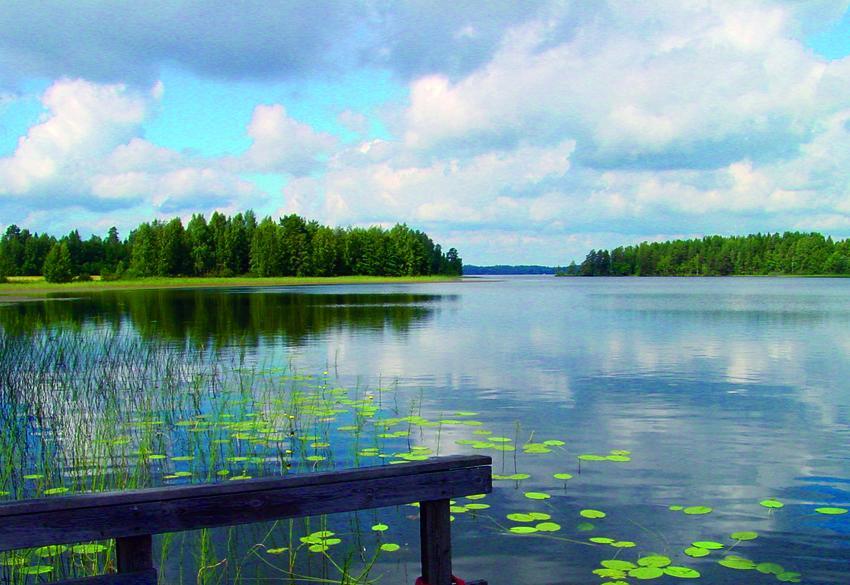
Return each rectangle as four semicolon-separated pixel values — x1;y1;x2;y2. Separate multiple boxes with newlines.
0;78;269;221
0;79;147;198
237;104;337;175
400;1;850;171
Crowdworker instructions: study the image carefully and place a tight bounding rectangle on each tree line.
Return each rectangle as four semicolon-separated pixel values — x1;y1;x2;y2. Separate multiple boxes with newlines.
0;212;463;282
562;232;850;276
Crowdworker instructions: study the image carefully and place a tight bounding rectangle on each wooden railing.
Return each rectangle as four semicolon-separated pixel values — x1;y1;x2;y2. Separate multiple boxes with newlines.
0;455;492;585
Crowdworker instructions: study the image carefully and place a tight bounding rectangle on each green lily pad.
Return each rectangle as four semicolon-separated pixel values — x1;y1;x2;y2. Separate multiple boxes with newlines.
19;565;53;575
594;569;627;579
605;455;631;462
72;544;107;555
580;509;606;519
668;505;684;511
730;531;758;540
528;512;551;520
638;555;671;568
611;541;636;548
535;522;561;532
664;566;701;578
553;473;573;480
682;506;712;515
692;541;724;550
43;487;69;495
35;545;68;557
590;537;615;544
602;560;637;571
380;543;400;552
524;491;551;500
465;503;490;510
578;454;607;461
756;562;785;575
543;440;565;446
509;526;538;534
507;513;534;522
371;523;388;531
776;571;801;582
718;556;756;570
814;506;847;515
759;498;784;509
628;566;664;579
684;547;710;558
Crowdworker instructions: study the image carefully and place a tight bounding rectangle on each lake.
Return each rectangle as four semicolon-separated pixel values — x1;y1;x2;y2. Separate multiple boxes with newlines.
1;276;848;585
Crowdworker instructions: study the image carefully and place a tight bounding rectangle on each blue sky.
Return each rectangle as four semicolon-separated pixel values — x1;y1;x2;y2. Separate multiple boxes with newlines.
2;0;850;264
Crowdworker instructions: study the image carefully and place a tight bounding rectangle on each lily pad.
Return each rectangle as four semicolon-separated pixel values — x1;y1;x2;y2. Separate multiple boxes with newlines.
507;513;534;522
638;555;671;568
72;544;107;555
380;543;400;552
692;541;724;550
602;560;637;571
535;522;561;532
524;491;551;500
580;509;606;519
756;562;785;575
682;506;712;515
684;547;710;558
19;565;53;575
730;531;758;540
371;523;388;531
718;556;756;570
664;566;701;579
528;512;551;520
553;473;574;480
628;566;664;579
814;507;847;515
759;498;784;509
611;541;636;548
594;569;627;579
509;526;538;534
590;537;615;544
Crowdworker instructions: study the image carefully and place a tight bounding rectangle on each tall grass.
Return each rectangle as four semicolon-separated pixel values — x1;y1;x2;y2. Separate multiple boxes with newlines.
0;327;474;584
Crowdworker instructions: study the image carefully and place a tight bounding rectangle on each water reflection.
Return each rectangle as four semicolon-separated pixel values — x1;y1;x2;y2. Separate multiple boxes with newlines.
0;289;453;346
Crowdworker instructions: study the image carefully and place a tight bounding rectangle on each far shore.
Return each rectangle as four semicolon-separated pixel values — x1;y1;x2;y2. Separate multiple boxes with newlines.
0;275;462;297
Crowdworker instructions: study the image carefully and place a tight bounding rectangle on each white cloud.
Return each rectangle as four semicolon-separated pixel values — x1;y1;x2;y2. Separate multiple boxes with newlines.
400;1;850;169
0;79;147;196
239;104;336;175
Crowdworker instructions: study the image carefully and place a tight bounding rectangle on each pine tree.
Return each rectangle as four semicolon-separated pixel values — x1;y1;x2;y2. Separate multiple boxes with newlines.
43;243;73;283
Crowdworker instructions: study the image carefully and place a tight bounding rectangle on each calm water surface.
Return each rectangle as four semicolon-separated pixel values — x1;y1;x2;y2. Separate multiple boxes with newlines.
2;276;849;585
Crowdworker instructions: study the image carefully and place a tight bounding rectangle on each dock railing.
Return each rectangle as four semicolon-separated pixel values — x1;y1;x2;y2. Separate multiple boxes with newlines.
0;454;492;585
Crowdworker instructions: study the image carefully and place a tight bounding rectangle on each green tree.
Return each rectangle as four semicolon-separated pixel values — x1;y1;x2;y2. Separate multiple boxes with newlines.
43;242;74;283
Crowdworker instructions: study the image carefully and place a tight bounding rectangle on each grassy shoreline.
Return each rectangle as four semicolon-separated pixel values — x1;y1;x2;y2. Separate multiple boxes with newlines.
0;275;462;297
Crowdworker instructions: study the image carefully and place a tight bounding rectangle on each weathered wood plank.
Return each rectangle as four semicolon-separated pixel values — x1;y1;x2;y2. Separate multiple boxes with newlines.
116;535;153;573
50;569;157;585
0;455;491;516
0;456;492;551
420;499;452;585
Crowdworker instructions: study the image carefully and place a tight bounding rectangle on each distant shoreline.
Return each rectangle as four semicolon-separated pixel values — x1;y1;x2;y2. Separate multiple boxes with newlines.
0;275;462;297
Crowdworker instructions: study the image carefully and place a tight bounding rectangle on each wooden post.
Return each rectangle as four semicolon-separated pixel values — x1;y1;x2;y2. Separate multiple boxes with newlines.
420;499;452;585
116;535;154;574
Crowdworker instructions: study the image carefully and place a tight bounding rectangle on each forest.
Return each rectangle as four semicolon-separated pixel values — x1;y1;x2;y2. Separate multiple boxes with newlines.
563;232;850;276
0;212;463;282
